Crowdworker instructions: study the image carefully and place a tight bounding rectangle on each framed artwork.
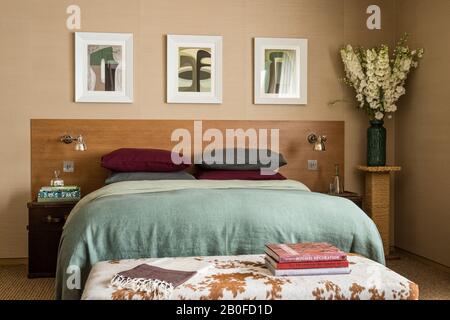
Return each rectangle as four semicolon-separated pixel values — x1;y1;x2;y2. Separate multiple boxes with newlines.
167;35;222;104
75;32;133;103
254;38;308;105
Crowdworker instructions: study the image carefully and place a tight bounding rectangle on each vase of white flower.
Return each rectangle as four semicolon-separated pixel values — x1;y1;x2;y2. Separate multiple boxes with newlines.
367;120;386;166
339;34;424;166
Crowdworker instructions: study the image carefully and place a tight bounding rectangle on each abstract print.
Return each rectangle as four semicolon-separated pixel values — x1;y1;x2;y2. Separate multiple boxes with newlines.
87;45;123;92
264;49;298;97
178;47;212;93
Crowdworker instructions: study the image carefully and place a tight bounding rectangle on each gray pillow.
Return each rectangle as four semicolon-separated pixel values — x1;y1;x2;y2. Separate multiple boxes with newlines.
105;171;196;185
199;149;287;171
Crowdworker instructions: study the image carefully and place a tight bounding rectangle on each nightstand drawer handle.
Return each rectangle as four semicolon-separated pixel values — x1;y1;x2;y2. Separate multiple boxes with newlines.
43;215;63;224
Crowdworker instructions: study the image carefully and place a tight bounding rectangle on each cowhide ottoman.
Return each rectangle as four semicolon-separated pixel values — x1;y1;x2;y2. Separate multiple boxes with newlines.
81;254;419;300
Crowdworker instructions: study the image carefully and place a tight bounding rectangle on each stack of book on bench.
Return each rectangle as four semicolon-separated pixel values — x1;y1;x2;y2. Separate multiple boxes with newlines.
265;242;350;276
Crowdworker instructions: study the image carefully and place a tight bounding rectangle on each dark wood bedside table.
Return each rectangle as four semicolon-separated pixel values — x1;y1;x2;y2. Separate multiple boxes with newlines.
326;191;363;209
27;201;78;278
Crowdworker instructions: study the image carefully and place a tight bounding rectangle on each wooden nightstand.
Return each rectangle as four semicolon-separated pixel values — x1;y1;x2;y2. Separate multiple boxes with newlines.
27;201;78;278
326;191;363;209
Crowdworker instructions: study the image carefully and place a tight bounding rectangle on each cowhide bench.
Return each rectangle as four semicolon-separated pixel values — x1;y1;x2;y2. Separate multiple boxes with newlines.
81;254;419;300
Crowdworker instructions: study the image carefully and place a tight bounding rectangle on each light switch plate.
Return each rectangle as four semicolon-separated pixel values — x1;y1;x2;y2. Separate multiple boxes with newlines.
63;161;74;173
307;160;318;171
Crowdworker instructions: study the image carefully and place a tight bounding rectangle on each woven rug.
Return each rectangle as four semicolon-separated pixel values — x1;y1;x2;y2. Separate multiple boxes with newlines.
0;265;54;300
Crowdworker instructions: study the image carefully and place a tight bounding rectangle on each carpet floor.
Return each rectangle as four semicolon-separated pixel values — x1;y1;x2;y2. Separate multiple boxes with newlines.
0;265;54;300
0;251;448;300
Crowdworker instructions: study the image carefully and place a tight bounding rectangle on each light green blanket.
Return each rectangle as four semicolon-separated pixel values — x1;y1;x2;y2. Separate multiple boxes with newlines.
56;180;384;300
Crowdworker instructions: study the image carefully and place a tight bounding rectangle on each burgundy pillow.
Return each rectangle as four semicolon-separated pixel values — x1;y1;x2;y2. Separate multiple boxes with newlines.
194;170;286;180
101;148;190;172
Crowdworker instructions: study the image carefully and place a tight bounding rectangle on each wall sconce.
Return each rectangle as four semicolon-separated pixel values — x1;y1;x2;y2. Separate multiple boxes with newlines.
307;133;327;151
60;135;87;151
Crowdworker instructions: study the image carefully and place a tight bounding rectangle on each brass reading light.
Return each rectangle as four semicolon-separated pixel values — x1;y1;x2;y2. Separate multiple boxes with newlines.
60;135;87;151
307;133;327;151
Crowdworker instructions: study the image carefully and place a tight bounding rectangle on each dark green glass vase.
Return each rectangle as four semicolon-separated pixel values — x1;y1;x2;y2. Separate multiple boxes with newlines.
367;120;386;166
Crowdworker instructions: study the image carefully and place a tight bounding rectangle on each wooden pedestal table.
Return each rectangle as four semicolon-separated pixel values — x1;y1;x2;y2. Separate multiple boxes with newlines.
357;165;401;258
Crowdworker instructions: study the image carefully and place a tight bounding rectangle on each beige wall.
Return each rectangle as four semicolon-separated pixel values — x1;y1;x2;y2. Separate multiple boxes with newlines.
0;0;396;258
395;0;450;266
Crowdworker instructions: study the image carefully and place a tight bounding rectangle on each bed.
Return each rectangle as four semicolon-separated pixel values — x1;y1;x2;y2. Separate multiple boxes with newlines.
55;179;384;300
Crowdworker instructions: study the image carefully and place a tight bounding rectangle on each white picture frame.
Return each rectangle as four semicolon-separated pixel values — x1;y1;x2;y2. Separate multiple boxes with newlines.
167;35;222;104
254;37;308;105
75;32;133;103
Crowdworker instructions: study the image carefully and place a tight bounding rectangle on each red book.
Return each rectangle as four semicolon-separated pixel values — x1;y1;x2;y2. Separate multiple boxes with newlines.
265;255;349;270
265;242;347;263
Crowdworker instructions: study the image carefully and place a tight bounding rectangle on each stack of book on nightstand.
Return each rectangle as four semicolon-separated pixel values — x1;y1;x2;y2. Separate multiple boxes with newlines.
37;186;81;202
265;242;350;276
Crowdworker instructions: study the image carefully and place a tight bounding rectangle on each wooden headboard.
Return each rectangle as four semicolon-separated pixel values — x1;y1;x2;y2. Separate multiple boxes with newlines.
30;119;344;199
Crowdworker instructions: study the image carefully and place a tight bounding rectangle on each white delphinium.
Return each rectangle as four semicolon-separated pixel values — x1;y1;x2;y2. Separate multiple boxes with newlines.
340;35;424;120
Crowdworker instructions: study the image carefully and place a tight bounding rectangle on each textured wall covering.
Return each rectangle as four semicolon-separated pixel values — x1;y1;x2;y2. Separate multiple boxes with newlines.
0;0;396;258
395;0;450;267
